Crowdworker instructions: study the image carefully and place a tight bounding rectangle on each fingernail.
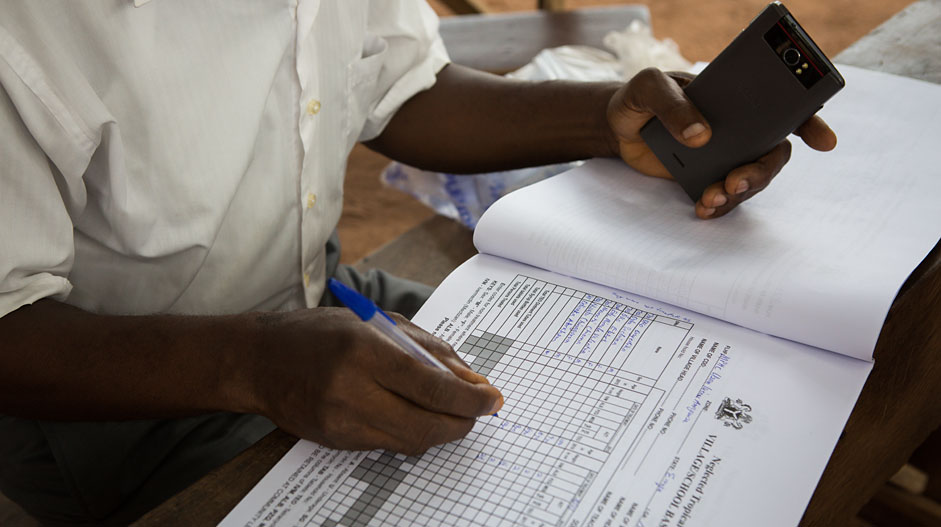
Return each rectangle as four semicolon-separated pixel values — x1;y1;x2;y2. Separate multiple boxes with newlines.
712;194;727;207
488;397;504;416
735;181;749;194
702;207;716;217
682;123;706;139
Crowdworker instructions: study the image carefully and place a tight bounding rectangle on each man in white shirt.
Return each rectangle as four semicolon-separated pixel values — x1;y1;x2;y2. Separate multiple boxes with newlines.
0;1;835;524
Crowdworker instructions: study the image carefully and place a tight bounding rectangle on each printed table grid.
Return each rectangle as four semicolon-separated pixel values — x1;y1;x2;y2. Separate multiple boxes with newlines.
312;275;691;527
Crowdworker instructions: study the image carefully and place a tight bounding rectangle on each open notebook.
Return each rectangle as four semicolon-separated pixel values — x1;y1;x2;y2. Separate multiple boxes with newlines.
221;64;940;527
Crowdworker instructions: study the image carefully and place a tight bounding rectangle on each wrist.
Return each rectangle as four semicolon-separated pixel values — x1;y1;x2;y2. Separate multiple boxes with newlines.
213;311;277;416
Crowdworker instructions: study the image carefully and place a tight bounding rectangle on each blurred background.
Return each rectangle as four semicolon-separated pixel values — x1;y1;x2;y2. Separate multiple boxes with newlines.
337;0;914;264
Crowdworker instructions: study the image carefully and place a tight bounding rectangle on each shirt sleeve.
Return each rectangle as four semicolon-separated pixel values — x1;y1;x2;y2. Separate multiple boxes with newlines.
356;0;450;142
0;83;75;318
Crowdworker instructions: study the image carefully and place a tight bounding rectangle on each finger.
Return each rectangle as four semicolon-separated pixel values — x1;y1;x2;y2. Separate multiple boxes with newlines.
449;364;491;386
697;140;792;219
365;392;479;455
794;114;837;151
695;180;731;219
611;67;711;148
666;71;696;87
375;348;504;418
316;407;474;456
696;179;753;219
724;140;792;196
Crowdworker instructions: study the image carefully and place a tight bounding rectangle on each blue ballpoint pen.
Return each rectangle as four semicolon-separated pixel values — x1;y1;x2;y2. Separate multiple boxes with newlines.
328;278;499;417
328;278;452;372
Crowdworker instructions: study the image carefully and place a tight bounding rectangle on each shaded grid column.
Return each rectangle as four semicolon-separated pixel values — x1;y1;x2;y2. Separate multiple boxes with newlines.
489;281;570;524
456;331;514;524
494;333;573;526
456;330;548;525
467;281;583;526
459;282;561;525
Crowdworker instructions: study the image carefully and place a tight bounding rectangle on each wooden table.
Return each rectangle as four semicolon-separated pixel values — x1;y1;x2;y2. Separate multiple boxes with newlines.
135;2;941;525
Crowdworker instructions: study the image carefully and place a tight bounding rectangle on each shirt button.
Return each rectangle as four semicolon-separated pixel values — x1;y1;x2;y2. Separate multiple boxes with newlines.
305;192;317;209
303;273;311;288
306;99;321;116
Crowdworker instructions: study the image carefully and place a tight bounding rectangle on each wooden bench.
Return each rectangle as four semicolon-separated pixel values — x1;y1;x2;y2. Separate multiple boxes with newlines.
439;5;650;73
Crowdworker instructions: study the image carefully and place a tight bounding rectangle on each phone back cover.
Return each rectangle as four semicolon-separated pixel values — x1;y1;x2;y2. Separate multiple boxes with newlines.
640;3;843;201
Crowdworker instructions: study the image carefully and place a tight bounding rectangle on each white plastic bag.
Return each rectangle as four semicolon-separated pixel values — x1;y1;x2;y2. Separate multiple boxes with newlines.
507;45;623;82
604;20;691;79
382;163;577;230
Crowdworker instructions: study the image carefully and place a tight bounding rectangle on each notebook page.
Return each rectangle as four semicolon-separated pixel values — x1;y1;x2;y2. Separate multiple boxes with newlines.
474;65;941;360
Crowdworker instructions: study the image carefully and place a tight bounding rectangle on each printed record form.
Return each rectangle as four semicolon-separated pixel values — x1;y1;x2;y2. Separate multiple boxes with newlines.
220;256;870;527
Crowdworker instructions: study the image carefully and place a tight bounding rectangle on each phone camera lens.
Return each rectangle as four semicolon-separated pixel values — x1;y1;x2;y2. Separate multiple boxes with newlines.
783;48;801;66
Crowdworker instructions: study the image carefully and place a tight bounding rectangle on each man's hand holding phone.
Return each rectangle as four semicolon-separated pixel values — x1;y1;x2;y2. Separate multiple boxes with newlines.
602;3;843;218
606;67;837;219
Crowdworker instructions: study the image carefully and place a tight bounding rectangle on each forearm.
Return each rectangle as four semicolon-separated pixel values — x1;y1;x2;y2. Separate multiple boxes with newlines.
0;299;261;421
366;64;620;174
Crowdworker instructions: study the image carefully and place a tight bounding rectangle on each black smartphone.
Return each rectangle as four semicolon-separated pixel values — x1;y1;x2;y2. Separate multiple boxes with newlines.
639;2;844;202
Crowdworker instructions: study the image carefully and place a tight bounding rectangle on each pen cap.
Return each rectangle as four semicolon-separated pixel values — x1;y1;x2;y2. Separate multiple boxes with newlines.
327;278;394;323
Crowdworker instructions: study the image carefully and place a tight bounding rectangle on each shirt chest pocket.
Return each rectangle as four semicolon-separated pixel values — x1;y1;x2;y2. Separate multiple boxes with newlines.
345;32;388;145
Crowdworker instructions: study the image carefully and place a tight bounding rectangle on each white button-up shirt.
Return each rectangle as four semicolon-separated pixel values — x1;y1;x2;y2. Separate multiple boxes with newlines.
0;0;449;317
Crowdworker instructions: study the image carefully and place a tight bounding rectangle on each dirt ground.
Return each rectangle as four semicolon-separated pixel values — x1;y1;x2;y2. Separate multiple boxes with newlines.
337;0;915;263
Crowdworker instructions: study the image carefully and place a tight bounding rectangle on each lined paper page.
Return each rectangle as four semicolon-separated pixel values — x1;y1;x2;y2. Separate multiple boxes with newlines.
474;65;941;359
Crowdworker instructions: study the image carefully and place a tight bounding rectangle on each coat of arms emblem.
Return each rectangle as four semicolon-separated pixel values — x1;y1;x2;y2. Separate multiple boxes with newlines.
714;397;753;429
